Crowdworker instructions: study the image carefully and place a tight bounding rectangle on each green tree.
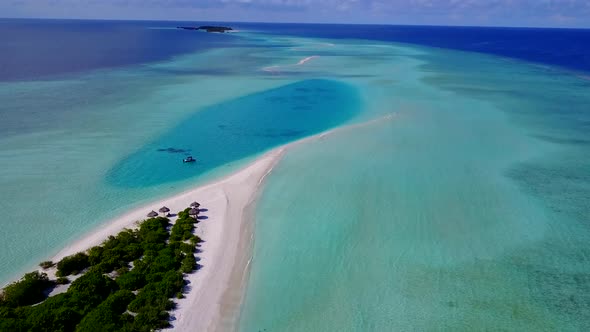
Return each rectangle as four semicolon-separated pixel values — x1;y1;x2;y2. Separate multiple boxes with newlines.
56;252;90;277
76;290;135;332
180;255;196;273
0;271;53;307
116;271;146;291
25;293;82;332
68;271;118;314
0;212;203;332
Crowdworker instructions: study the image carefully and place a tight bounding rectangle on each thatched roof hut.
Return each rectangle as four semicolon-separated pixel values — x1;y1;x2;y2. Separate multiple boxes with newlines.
190;201;201;208
189;208;199;218
147;210;159;218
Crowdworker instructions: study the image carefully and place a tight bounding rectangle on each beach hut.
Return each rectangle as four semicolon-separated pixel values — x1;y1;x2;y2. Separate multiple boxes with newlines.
190;201;201;208
159;206;170;217
189;208;199;219
147;210;158;218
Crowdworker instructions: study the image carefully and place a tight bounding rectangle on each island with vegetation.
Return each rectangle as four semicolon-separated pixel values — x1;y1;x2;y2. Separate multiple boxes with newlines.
176;25;233;33
0;208;202;331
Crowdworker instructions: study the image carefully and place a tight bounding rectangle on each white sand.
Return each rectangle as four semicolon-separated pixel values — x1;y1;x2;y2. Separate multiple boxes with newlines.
43;147;285;331
297;55;319;65
168;148;285;331
172;114;396;331
38;114;396;331
262;55;319;73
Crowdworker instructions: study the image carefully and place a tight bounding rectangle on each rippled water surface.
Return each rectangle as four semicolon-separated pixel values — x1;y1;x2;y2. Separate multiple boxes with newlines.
1;20;590;331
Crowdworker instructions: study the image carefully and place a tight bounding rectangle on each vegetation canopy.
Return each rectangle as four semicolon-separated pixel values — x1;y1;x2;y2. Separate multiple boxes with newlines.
0;209;202;332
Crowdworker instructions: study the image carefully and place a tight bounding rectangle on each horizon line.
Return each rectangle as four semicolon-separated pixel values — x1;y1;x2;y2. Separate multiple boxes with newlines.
1;16;589;31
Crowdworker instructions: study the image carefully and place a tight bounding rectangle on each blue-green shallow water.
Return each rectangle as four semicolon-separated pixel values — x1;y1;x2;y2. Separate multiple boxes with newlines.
238;43;590;330
107;79;360;187
0;29;364;284
2;20;590;331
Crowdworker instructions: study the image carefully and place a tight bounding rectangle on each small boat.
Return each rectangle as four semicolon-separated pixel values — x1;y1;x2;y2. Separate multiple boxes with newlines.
183;156;196;163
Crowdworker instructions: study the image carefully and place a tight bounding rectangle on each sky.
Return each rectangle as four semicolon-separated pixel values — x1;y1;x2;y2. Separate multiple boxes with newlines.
2;0;590;28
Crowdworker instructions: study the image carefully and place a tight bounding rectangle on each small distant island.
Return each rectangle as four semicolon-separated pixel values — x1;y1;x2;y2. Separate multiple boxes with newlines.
177;25;233;33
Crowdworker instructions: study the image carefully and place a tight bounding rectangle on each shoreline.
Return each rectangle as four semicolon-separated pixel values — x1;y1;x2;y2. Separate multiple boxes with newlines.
40;145;286;331
210;113;396;331
28;113;395;331
169;147;285;331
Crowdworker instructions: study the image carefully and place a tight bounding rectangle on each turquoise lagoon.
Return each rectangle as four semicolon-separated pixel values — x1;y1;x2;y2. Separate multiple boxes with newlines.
1;23;590;331
107;79;360;187
0;32;341;281
0;32;363;283
238;42;590;330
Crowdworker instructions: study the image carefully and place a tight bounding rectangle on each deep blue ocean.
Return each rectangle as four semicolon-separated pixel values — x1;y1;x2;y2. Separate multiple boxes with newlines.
245;23;590;73
0;19;239;81
1;19;589;83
